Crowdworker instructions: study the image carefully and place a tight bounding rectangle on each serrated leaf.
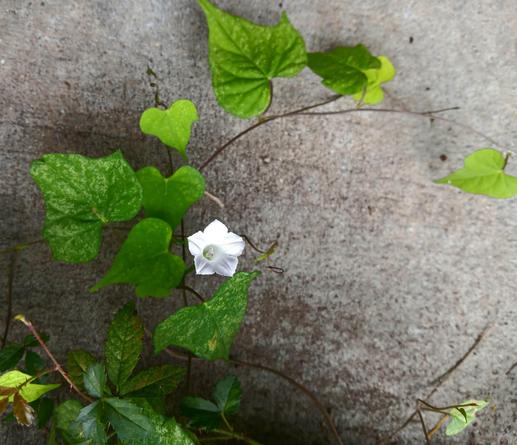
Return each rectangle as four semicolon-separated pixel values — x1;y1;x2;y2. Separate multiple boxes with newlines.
0;344;25;372
91;218;185;298
120;365;185;397
30;151;142;263
67;350;97;391
198;0;307;118
153;271;260;360
83;363;108;399
75;401;107;445
104;398;154;443
213;375;241;415
0;370;60;402
436;149;517;198
137;166;205;230
25;351;46;375
445;400;488;436
105;302;143;391
54;400;90;445
352;55;395;104
13;392;36;426
140;100;198;159
308;45;380;96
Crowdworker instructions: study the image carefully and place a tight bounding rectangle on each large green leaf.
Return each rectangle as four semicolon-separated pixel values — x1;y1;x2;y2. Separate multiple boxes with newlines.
153;272;260;360
75;401;107;445
54;400;90;445
445;400;488;436
120;365;185;397
30;151;142;263
105;302;143;391
139;100;198;159
83;363;109;399
0;344;24;372
67;350;97;391
91;218;185;298
351;55;395;104
198;0;307;118
0;370;60;402
436;149;517;198
137;166;205;230
307;45;380;96
104;398;154;443
181;375;241;430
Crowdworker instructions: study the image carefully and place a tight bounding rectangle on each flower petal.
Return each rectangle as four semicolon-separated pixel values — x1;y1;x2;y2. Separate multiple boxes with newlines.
203;219;228;242
213;255;239;277
194;256;216;275
188;231;207;256
219;232;245;257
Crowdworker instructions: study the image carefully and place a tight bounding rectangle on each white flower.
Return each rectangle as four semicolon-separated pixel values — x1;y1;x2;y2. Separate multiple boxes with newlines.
188;220;245;277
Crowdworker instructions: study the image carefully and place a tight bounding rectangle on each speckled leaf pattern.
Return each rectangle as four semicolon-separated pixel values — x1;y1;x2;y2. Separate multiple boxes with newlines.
436;149;517;198
104;302;144;391
198;0;307;118
445;400;488;436
67;349;96;391
83;363;108;399
137;166;205;230
30;150;142;263
0;370;60;403
153;271;260;360
119;365;185;397
139;100;198;159
91;218;185;297
307;44;381;96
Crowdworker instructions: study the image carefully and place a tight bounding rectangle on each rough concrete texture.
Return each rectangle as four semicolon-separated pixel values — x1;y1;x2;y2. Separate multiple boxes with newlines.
1;0;516;444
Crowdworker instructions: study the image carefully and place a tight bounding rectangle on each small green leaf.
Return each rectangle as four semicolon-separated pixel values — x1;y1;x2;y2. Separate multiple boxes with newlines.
137;166;205;230
105;302;144;391
91;218;185;298
30;151;142;263
352;55;395;104
104;397;154;443
25;351;46;375
308;45;380;96
67;350;97;391
198;0;307;118
445;400;488;436
436;149;517;198
120;365;185;397
213;375;241;415
83;363;108;399
139;100;198;159
153;272;260;360
181;396;221;430
0;345;25;372
54;400;89;445
31;397;54;428
0;370;60;402
75;401;107;445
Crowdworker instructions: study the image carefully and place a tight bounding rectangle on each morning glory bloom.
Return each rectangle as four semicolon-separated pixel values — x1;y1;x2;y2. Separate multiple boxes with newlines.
188;219;245;277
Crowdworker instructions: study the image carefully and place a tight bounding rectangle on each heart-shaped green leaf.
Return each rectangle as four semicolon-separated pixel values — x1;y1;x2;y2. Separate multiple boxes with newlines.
352;55;395;104
30;150;142;263
308;44;381;96
91;218;185;297
436;149;517;198
140;100;198;159
153;271;260;360
137;166;205;230
445;400;488;436
198;0;307;118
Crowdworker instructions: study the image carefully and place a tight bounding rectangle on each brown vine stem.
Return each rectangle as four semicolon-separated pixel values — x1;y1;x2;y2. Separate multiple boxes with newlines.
14;315;93;404
376;324;491;445
180;285;206;303
0;239;44;256
148;330;346;445
1;252;17;348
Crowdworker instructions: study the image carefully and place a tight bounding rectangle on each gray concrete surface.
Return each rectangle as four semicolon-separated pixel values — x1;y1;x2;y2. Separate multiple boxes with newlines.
1;1;516;444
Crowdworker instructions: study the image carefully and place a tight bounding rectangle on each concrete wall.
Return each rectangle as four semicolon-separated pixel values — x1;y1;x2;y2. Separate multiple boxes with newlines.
1;1;516;444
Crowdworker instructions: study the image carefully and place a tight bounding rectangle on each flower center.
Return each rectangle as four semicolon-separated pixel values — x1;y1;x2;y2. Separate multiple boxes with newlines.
202;245;218;261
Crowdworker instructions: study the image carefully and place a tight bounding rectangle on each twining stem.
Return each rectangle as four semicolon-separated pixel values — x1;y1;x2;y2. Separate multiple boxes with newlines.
180;285;206;303
15;315;93;404
427;414;449;439
0;239;43;256
180;219;193;393
416;409;431;445
220;412;233;432
1;252;17;348
210;428;262;445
